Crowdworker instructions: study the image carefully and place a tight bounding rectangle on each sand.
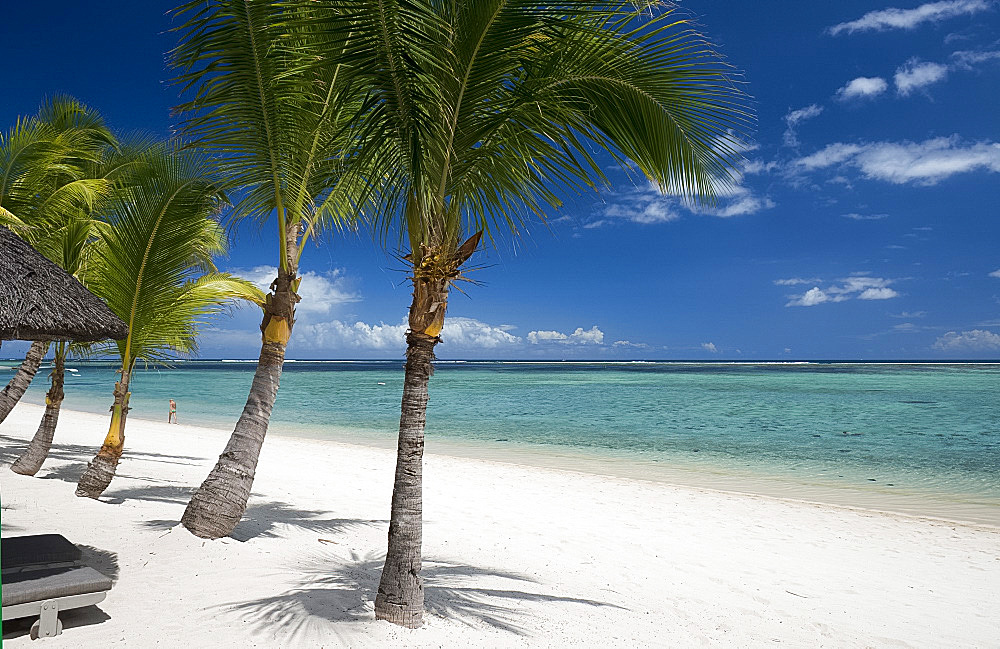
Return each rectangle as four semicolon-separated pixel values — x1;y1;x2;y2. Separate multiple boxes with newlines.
1;402;998;648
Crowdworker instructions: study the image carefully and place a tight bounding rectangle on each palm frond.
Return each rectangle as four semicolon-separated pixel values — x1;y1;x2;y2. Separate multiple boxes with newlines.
87;146;256;366
169;0;367;262
296;0;752;254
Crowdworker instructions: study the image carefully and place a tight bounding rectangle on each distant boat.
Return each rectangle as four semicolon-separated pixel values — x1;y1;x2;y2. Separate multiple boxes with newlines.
377;382;386;385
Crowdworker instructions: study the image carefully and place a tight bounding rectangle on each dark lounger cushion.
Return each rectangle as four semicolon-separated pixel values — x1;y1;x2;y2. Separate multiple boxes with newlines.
2;566;113;607
1;534;82;571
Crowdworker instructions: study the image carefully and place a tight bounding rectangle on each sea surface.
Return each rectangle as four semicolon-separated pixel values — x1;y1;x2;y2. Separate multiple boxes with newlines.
6;359;1000;525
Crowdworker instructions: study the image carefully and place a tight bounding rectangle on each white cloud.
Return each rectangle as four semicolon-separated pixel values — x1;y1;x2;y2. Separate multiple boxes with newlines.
613;340;649;349
701;342;719;353
843;212;889;220
951;49;1000;68
742;159;779;175
836;76;889;100
442;317;522;348
795;143;866;170
830;276;895;295
989;269;1000;278
528;326;604;345
828;0;992;35
699;186;776;218
793;136;1000;185
894;59;949;95
593;178;773;227
785;276;900;306
774;277;822;286
892;310;928;318
526;330;567;343
783;104;824;146
858;287;900;300
787;287;841;307
232;265;360;315
932;329;1000;351
301;320;407;350
786;287;848;307
299;316;522;351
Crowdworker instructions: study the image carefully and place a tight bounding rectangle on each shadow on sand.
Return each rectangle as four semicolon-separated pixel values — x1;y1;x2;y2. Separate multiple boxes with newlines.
140;500;385;542
2;604;111;640
216;550;622;643
0;433;203;474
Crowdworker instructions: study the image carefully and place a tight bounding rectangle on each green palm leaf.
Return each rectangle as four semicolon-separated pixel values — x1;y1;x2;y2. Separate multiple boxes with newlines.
88;146;264;368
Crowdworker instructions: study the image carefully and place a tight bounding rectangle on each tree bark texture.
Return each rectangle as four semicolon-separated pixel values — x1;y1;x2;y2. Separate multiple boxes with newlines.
75;372;130;499
181;266;298;539
0;340;49;424
375;275;450;628
10;350;65;476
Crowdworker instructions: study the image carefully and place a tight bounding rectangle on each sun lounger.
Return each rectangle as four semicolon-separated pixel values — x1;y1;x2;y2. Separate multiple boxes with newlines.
2;534;113;639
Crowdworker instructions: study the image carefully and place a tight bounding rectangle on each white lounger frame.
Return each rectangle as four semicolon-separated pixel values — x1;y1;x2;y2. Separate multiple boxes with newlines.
2;591;108;638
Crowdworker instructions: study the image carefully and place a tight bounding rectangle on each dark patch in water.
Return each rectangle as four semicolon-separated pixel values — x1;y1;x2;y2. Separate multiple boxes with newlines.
900;400;936;404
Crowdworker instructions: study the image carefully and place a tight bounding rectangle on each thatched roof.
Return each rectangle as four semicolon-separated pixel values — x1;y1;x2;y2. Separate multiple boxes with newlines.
0;226;129;342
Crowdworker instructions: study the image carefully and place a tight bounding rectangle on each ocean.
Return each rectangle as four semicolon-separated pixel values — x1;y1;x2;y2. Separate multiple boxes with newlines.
7;360;1000;525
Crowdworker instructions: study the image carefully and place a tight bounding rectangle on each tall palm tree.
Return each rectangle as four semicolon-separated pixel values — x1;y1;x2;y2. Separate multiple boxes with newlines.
169;0;369;538
298;1;751;627
0;97;116;423
75;148;264;498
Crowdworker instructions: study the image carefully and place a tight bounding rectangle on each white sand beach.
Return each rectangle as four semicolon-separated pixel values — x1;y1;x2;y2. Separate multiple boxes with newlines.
1;402;998;648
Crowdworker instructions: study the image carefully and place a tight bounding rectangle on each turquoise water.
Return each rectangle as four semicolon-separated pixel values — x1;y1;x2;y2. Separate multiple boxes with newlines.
8;360;1000;523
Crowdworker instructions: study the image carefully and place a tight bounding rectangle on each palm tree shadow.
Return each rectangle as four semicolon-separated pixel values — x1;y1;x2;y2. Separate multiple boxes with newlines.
0;433;203;479
140;500;385;542
100;484;196;506
217;550;622;641
36;462;88;483
78;545;120;584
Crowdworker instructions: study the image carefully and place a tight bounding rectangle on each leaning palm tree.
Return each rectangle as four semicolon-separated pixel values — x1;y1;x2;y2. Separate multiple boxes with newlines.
9;219;106;475
75;148;264;498
0;97;116;423
298;1;751;627
169;0;369;538
9;137;164;475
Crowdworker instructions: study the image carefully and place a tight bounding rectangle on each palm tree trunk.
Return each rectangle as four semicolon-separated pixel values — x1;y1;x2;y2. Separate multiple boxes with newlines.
10;347;66;476
0;340;49;424
181;266;298;539
375;275;450;629
75;371;131;499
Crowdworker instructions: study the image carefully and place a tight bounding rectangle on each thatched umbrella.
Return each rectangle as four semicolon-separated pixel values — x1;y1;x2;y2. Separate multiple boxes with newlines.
0;226;128;342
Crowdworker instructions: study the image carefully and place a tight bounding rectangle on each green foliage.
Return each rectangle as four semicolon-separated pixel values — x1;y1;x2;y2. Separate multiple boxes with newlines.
169;0;369;268
85;147;265;368
0;97;115;243
290;1;752;255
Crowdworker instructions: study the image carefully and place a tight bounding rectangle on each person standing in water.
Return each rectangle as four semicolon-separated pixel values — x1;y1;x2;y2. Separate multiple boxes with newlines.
168;399;177;424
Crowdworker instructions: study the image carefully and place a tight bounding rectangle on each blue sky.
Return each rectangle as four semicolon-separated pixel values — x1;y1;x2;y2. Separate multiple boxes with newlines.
3;1;999;360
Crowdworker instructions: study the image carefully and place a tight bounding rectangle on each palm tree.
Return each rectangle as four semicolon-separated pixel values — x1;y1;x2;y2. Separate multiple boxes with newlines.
9;219;105;475
297;1;751;627
169;0;368;538
75;148;264;498
0;97;116;423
